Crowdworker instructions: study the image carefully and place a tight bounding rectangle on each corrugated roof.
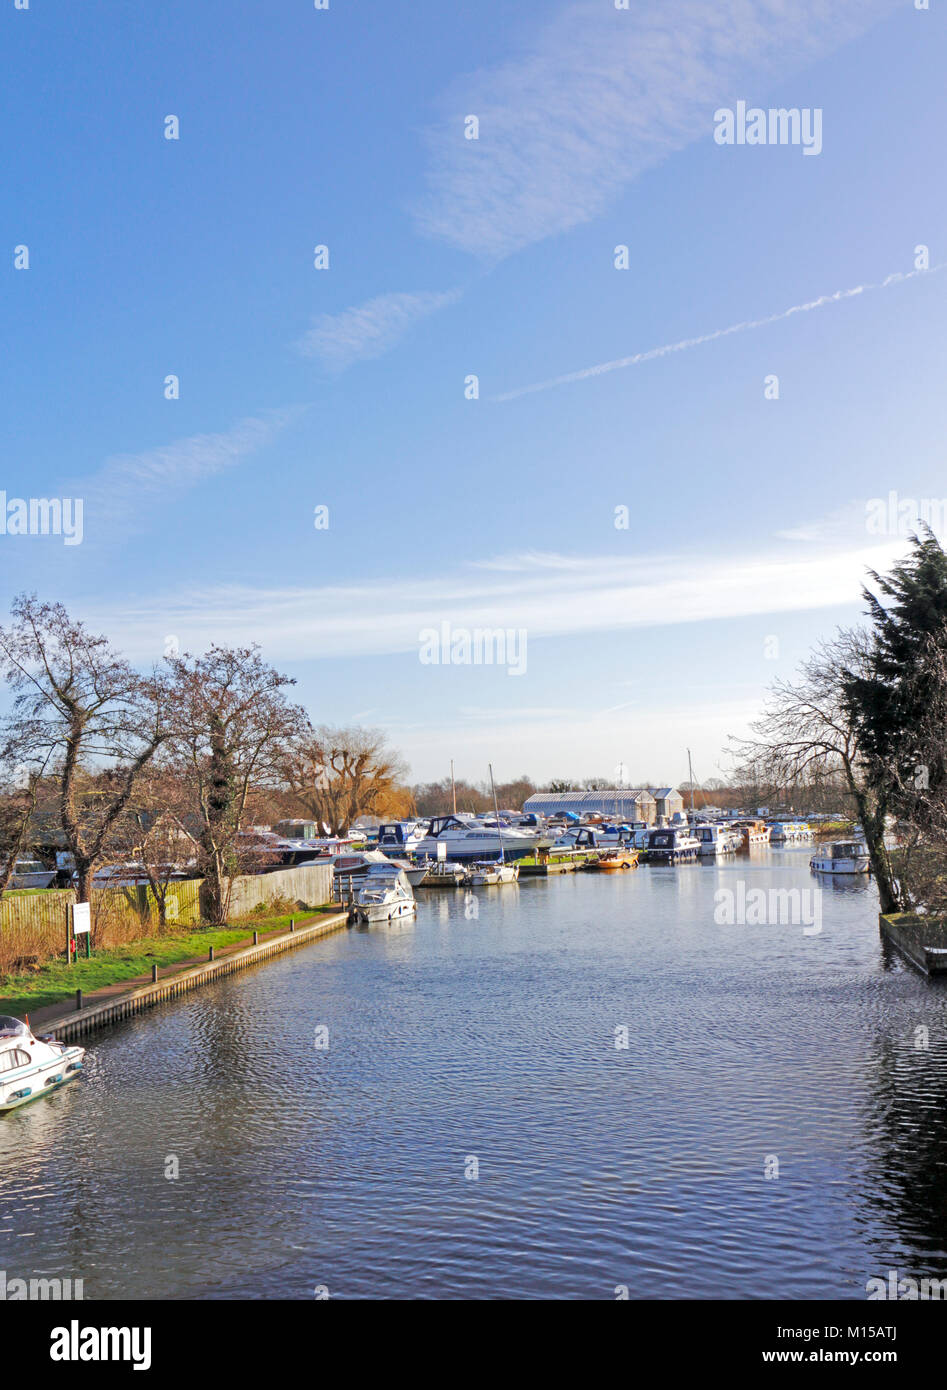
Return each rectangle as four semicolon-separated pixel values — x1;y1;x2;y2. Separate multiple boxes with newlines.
523;789;656;812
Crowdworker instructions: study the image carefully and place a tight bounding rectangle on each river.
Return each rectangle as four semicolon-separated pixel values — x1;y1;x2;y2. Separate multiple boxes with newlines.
2;846;945;1300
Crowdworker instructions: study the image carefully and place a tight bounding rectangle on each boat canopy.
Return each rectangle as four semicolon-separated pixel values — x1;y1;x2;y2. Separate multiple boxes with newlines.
0;1016;28;1039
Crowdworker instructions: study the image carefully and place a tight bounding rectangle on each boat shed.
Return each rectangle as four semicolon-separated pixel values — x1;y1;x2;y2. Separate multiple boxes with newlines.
273;819;324;839
648;788;685;822
522;789;657;823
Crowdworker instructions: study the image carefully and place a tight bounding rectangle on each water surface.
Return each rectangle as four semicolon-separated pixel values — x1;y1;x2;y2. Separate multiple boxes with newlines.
2;849;945;1299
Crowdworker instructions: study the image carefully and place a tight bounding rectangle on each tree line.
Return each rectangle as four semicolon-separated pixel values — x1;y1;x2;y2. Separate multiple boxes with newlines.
738;528;947;915
0;595;410;924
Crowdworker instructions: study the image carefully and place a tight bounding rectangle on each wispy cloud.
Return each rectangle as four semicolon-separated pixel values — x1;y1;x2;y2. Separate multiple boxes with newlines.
296;290;461;370
496;264;943;400
87;536;908;666
79;409;299;526
414;0;898;259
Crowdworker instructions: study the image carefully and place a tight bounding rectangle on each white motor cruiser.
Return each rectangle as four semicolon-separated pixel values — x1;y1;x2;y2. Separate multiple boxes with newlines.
466;862;520;886
693;823;736;856
333;850;428;890
810;841;871;875
0;1017;85;1113
6;860;56;889
355;867;418;922
412;814;545;861
375;821;428;855
645;826;701;863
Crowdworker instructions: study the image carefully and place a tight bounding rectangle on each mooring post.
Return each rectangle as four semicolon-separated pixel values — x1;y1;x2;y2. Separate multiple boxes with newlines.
208;945;215;961
75;988;82;1012
151;964;158;983
253;930;259;945
290;917;295;933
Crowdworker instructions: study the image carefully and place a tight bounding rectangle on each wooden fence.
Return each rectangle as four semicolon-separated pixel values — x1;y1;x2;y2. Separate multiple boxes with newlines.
0;862;333;965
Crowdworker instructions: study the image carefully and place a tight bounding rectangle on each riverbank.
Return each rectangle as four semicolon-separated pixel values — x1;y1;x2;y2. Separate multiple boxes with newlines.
0;907;343;1022
32;909;351;1041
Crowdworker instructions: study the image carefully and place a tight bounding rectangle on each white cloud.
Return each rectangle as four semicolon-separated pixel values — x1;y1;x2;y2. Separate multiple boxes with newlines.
86;536;908;665
381;694;766;785
79;410;298;524
296;290;461;370
414;0;898;259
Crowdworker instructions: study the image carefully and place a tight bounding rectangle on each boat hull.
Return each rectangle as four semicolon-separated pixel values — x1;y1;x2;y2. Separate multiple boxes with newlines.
0;1049;85;1113
467;863;520;885
810;857;870;875
589;853;639;871
357;899;417;922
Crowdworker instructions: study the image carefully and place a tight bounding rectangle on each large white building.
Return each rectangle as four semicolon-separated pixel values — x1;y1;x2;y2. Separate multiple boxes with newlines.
522;789;657;823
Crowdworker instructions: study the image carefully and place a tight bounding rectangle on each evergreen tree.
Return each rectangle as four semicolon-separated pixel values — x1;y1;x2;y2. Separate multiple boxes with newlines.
845;527;947;800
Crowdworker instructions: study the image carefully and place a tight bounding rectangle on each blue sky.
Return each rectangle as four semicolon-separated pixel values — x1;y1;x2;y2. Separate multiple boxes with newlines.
2;0;946;786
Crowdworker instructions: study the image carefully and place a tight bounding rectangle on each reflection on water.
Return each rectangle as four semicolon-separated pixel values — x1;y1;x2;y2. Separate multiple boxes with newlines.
2;848;946;1299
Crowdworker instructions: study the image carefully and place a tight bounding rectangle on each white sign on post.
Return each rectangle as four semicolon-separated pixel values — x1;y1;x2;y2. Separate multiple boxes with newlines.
437;840;447;862
72;902;91;935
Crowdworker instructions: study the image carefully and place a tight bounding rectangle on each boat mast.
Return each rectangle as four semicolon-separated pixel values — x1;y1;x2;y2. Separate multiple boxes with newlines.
687;749;695;815
451;760;456;815
489;762;504;864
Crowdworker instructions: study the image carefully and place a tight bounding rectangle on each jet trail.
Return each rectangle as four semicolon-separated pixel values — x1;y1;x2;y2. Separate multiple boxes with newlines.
495;264;944;402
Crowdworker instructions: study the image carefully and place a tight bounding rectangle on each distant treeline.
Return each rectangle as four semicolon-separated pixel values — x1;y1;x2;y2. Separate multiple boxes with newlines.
410;774;858;818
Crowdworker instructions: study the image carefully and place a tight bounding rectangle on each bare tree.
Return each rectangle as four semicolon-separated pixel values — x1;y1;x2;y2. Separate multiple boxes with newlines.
282;726;410;835
0;762;48;899
109;761;197;928
735;629;902;912
0;595;169;903
167;645;306;924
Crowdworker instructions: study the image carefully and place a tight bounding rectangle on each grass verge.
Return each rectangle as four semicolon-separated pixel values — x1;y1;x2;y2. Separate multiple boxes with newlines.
0;906;341;1018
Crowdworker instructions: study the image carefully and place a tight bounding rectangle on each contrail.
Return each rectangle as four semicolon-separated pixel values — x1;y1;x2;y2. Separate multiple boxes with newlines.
495;263;944;402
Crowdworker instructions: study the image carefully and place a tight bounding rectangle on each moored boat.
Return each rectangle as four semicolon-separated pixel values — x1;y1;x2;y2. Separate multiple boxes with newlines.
0;1017;85;1113
645;827;700;863
731;819;772;849
355;868;418;922
466;861;520;885
417;859;467;886
375;821;428;854
588;850;639;871
693;823;736;856
411;814;545;861
810;841;871;875
768;820;813;843
6;860;57;890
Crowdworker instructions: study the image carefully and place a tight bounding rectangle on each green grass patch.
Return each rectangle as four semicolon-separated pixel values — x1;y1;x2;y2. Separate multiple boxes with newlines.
0;906;340;1018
